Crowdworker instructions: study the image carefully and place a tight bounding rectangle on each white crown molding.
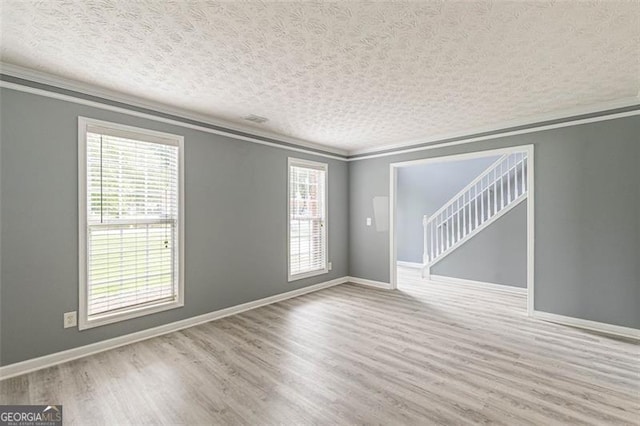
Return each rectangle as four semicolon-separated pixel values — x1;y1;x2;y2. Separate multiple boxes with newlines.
0;80;347;161
348;96;640;158
2;62;638;161
349;106;640;161
0;276;349;380
0;62;348;157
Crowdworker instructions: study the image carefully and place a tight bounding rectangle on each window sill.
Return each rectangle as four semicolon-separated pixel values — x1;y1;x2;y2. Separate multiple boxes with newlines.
288;268;329;282
79;299;184;330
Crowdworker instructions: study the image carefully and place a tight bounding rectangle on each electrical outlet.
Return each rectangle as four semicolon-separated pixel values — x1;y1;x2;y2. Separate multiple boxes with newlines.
366;217;372;226
63;311;77;328
328;262;332;271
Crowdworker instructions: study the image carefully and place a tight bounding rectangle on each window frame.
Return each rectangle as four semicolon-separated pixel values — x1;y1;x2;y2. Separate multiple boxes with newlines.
287;157;329;282
78;117;185;330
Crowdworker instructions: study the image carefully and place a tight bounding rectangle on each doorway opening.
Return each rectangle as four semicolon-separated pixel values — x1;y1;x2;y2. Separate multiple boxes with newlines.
389;145;534;314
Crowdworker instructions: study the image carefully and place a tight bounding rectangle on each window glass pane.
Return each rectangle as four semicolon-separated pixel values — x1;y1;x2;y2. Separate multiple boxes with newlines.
289;161;326;277
87;133;178;223
85;127;180;319
88;223;175;315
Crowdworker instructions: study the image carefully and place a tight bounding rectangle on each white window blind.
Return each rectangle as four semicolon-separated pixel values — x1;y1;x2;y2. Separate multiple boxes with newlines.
288;159;328;280
80;118;183;328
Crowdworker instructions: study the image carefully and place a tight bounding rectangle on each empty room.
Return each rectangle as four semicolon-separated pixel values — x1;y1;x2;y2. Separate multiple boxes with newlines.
0;1;638;425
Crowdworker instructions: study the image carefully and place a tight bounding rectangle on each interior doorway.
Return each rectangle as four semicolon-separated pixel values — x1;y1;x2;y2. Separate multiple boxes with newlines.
389;145;535;315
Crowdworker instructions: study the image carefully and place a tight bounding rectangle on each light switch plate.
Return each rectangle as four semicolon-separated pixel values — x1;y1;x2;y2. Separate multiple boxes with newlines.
366;217;372;226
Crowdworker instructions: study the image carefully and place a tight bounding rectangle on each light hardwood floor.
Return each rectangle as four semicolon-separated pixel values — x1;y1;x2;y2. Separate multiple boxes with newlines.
1;268;638;425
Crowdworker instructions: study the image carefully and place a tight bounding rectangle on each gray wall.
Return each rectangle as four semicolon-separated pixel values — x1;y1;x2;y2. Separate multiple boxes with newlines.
397;156;499;263
431;201;527;287
0;87;349;366
349;116;640;329
1;83;638;367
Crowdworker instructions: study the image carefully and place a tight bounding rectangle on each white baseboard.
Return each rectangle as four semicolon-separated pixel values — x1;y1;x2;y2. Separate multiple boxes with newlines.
429;274;527;295
0;276;349;380
532;310;640;340
396;261;424;269
348;276;394;290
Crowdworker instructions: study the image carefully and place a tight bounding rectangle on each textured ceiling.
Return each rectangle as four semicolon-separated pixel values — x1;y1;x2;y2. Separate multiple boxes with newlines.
1;1;639;153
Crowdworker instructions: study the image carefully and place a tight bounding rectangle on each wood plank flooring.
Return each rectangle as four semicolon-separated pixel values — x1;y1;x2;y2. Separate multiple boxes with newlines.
1;267;638;425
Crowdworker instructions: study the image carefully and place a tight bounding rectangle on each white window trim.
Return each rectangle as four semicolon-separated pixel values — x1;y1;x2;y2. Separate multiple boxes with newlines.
287;157;329;282
78;116;185;330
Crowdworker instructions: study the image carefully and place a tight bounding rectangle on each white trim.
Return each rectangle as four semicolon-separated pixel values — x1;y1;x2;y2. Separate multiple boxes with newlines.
396;261;423;269
426;154;507;221
287;157;329;282
389;145;529;168
287;268;329;282
429;275;527;295
0;62;347;156
0;276;349;380
350;108;639;161
348;276;394;290
86;123;180;146
427;194;527;269
389;145;535;314
389;165;398;290
0;81;346;161
532;310;640;341
526;146;535;316
349;96;640;157
78;118;88;329
2;74;639;163
77;117;186;330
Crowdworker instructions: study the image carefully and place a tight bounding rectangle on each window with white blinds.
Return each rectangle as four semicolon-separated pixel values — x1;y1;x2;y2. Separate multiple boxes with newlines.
288;158;328;281
79;117;184;329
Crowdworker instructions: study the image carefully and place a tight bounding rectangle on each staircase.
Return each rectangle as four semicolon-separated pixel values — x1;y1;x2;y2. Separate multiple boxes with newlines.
422;152;528;278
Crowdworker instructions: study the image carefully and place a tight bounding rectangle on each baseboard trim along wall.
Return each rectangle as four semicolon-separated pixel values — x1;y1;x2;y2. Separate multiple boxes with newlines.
348;277;394;290
532;310;640;341
424;275;638;340
396;261;424;269
0;276;349;380
429;274;527;295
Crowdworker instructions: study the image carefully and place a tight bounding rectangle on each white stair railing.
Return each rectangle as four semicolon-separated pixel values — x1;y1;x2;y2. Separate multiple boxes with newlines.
422;152;528;276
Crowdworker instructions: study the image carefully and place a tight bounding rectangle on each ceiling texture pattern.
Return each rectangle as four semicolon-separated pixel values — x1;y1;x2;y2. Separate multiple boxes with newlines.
1;1;639;153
